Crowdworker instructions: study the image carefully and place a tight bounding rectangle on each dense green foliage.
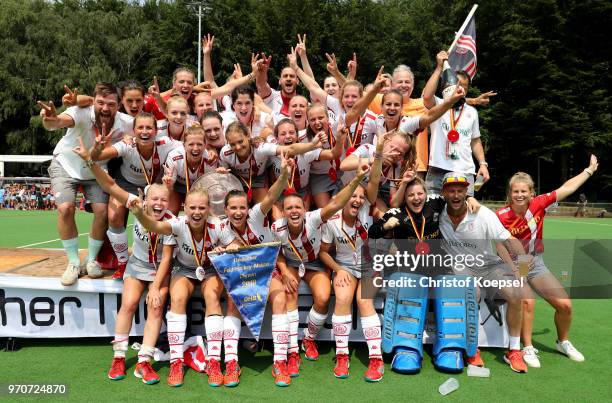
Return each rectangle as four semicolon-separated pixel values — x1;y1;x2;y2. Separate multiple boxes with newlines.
0;0;610;199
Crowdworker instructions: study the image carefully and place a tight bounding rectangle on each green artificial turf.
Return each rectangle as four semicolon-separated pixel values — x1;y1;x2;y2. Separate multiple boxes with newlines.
1;211;611;401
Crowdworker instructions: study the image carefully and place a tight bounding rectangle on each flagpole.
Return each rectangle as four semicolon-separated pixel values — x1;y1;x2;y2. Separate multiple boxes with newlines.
448;4;478;53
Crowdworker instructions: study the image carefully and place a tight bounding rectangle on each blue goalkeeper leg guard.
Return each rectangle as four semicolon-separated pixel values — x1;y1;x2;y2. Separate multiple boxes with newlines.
432;275;478;372
382;273;428;374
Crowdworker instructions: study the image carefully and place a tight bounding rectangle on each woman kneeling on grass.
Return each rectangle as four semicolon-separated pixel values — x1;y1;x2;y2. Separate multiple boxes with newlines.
73;138;175;385
496;155;598;368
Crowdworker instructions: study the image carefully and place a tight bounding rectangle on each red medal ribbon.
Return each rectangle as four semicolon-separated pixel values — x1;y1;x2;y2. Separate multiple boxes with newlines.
187;224;208;267
405;207;428;255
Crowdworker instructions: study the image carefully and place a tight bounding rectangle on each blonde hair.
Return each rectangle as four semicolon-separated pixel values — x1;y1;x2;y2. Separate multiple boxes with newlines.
166;95;189;112
506;172;535;204
185;187;210;205
389;130;417;173
183;123;205;142
145;183;168;199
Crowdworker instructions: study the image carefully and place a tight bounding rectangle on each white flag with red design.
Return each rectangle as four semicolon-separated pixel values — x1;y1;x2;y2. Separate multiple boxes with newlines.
449;13;477;79
183;335;208;372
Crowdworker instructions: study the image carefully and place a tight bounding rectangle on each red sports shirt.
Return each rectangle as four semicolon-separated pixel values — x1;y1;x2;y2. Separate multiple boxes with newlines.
496;191;557;254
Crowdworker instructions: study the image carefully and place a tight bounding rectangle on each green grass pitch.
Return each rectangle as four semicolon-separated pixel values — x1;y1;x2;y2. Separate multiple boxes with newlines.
1;210;611;401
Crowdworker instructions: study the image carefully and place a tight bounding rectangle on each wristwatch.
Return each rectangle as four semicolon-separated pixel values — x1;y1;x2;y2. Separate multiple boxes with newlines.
85;159;94;169
479;161;488;167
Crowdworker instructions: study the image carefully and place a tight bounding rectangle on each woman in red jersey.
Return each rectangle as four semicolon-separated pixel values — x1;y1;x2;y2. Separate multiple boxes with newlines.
496;155;598;368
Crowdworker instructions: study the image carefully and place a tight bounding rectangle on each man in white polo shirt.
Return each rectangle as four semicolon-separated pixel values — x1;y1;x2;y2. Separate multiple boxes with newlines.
438;172;528;373
39;82;133;286
422;51;490;196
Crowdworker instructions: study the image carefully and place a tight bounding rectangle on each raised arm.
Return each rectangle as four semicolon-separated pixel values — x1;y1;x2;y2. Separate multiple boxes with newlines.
325;53;347;89
260;151;292;215
129;197;173;236
321;161;369;221
556;155;598;201
417;84;466;128
295;34;315;79
37;100;74;130
255;53;273;99
288;47;327;103
422;51;447;109
344;66;385;126
366;133;385;204
201;54;259;98
202;34;217;87
278;134;319;157
317;129;345;164
148;76;167;117
72;137;129;204
346;52;358;81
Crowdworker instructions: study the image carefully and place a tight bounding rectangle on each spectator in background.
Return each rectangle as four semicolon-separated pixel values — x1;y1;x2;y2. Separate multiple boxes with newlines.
574;193;588;218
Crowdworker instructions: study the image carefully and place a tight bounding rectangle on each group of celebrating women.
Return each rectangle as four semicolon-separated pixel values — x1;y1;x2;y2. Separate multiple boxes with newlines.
37;33;598;388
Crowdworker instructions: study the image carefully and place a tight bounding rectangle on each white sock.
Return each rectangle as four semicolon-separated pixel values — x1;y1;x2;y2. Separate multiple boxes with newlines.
106;227;129;264
287;309;300;354
223;316;241;363
361;315;382;359
87;237;104;263
303;307;327;340
332;314;352;356
138;344;155;363
112;333;129;358
166;311;187;363
61;237;80;266
509;335;521;351
205;315;224;362
272;314;289;362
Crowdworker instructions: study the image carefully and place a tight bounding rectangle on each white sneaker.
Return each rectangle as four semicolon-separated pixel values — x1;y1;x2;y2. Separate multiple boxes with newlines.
556;340;585;362
61;263;80;286
85;260;103;279
522;346;541;368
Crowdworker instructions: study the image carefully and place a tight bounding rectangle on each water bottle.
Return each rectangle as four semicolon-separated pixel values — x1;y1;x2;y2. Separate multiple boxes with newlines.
439;377;459;395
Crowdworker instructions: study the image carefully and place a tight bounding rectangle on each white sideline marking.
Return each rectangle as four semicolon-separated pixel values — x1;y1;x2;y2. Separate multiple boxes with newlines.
16;224;134;248
548;219;612;227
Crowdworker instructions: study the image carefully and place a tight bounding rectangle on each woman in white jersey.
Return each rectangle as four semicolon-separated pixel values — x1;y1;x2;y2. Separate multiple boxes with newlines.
271;162;370;375
268;118;345;219
289;48;378;151
164;125;217;214
218;121;321;204
220;85;274;139
89;112;179;279
131;186;238;388
319;132;385;382
72;138;175;385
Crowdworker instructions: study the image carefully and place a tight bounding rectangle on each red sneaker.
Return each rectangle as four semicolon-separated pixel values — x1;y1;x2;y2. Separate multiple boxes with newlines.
112;262;126;281
302;338;319;361
134;361;160;385
206;359;223;387
504;349;528;373
108;357;126;380
287;352;301;377
467;348;484;367
333;354;350;379
167;360;184;387
223;360;241;387
364;358;384;382
272;361;291;387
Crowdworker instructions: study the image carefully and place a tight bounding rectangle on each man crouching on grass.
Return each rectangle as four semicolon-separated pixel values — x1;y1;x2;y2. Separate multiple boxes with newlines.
38;83;133;286
438;172;529;373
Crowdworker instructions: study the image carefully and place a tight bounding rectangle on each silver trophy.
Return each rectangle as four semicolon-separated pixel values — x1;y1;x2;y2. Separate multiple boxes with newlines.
192;172;244;217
